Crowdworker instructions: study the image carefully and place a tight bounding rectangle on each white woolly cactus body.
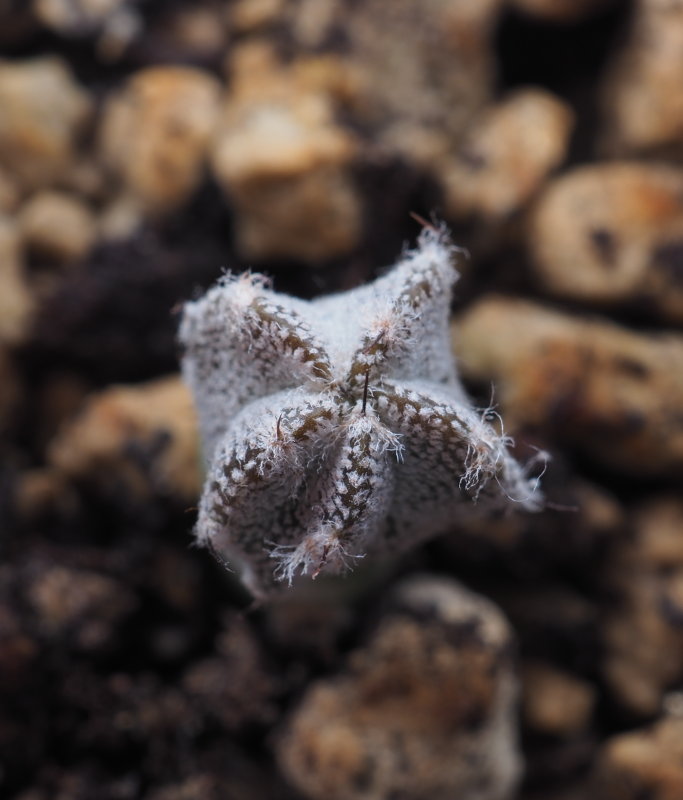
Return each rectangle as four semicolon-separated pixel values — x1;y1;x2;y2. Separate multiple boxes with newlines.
180;227;542;598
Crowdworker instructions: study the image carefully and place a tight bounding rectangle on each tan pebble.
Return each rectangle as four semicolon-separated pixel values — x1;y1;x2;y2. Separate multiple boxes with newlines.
602;497;683;716
522;661;595;736
455;297;683;475
100;66;221;214
211;44;360;262
48;374;201;502
278;575;521;800
529;162;683;322
19;190;96;264
594;716;683;799
0;57;91;191
601;0;683;156
444;88;574;219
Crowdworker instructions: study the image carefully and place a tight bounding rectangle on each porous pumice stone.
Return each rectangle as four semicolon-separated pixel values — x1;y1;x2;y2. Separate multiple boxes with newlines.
455;296;683;476
100;65;221;215
601;0;683;157
601;497;683;717
0;57;91;191
443;88;574;221
594;715;683;800
180;228;543;598
277;575;522;800
210;42;360;263
528;162;683;323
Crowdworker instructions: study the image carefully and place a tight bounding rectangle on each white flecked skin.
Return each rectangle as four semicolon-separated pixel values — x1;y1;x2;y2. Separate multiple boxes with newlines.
180;227;543;598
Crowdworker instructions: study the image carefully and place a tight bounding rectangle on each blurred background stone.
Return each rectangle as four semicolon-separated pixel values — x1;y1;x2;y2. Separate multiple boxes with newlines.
528;162;683;322
100;66;221;215
18;189;96;265
46;374;200;503
211;42;361;263
0;57;91;192
522;661;595;737
278;576;521;800
443;88;574;221
594;715;683;799
601;498;683;717
601;0;683;157
455;298;683;475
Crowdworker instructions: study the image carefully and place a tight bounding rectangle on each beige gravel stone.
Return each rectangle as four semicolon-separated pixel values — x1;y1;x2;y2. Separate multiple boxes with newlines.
212;43;361;262
100;66;221;214
455;297;683;475
601;0;683;155
444;88;574;220
19;190;96;264
0;57;91;192
278;575;521;800
529;162;683;322
48;374;200;502
595;716;683;799
602;498;683;716
0;215;34;345
522;661;595;736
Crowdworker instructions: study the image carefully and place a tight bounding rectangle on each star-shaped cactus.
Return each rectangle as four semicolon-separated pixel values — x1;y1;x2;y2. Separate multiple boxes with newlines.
180;227;542;598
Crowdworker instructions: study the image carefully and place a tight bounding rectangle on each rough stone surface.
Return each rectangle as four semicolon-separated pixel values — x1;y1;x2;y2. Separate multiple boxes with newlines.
0;57;91;191
18;190;96;264
602;498;683;716
455;297;683;475
211;43;360;262
602;0;683;155
100;66;221;214
47;374;200;502
594;715;683;799
529;162;683;322
444;88;574;220
277;576;521;800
